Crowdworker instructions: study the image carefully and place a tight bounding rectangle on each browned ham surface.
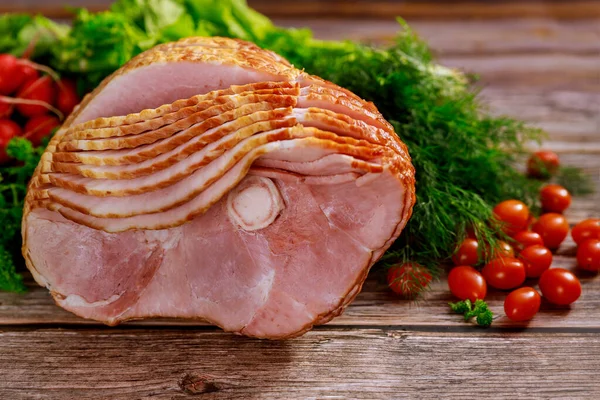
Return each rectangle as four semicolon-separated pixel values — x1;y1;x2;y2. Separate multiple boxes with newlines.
22;37;415;339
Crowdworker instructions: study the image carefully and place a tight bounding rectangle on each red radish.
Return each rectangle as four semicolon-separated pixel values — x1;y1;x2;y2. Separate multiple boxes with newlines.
16;75;56;117
0;119;22;163
15;63;40;91
0;54;27;95
24;114;60;146
0;97;12;118
56;78;80;116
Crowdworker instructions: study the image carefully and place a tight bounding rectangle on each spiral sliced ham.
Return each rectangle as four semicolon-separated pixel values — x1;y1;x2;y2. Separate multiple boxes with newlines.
22;37;415;339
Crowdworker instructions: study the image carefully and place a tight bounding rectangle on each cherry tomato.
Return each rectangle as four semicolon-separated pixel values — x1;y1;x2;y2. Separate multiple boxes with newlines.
452;238;479;266
497;241;514;258
512;231;544;252
16;75;56;117
482;257;526;290
387;262;432;298
532;213;569;249
493;200;530;236
577;239;600;271
0;119;22;163
504;287;541;322
504;287;542;322
540;184;571;213
484;240;515;260
448;266;487;302
571;219;600;245
527;150;560;179
539;268;581;305
24;114;60;146
519;245;553;278
56;78;80;116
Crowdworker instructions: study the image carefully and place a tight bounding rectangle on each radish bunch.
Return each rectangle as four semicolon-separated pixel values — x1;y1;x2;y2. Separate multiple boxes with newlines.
0;53;80;164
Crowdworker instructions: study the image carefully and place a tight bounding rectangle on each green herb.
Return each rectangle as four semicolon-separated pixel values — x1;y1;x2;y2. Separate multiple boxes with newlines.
0;138;46;292
449;299;493;327
0;13;68;59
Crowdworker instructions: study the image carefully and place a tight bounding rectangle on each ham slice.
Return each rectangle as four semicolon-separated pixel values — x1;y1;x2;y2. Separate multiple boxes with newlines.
22;37;416;339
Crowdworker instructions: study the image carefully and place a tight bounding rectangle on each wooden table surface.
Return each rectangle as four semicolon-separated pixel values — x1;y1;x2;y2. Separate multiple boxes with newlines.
1;1;600;399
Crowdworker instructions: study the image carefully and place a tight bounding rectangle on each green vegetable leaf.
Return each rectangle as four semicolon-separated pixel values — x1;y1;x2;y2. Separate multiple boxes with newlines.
449;299;472;315
449;299;493;327
111;0;187;37
0;13;68;58
183;0;273;41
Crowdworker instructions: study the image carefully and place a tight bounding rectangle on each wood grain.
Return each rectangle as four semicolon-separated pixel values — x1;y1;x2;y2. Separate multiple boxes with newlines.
277;18;600;55
4;0;600;19
1;328;600;399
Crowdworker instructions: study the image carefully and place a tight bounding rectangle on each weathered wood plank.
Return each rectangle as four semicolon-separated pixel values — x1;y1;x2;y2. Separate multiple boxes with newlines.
276;18;600;55
4;0;600;19
479;89;600;145
1;328;599;399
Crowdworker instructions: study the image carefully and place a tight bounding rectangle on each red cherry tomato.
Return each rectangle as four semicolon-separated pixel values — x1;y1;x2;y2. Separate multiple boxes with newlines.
540;184;571;213
497;241;514;258
448;266;487;302
539;268;581;305
504;287;541;322
519;245;553;278
387;262;432;298
493;200;530;236
527;150;560;179
0;119;22;163
532;213;569;250
16;75;56;117
577;239;600;271
482;257;526;290
0;54;26;95
452;238;479;266
512;231;544;252
24;114;60;146
571;219;600;246
56;78;80;116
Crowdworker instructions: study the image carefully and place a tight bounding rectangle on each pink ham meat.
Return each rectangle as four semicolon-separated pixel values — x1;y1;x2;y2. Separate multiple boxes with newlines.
22;37;415;339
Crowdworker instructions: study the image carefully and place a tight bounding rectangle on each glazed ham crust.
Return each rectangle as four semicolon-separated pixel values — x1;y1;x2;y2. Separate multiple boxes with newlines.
22;37;416;339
